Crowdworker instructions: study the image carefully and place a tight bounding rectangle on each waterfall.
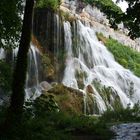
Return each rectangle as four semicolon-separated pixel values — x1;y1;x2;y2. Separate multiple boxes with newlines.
12;47;19;61
62;21;78;89
0;48;5;60
62;20;140;114
25;44;41;100
29;8;140;114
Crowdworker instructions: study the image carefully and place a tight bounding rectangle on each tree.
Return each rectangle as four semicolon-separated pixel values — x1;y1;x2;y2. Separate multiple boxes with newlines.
116;0;140;39
0;0;23;49
9;0;35;115
1;0;35;126
0;1;23;100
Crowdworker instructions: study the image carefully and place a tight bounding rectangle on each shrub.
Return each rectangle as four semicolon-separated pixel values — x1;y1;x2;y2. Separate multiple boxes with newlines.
100;103;140;123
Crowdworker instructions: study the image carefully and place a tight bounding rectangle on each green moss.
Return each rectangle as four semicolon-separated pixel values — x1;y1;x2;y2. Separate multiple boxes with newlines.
92;79;122;110
75;69;87;89
41;54;55;80
60;11;76;22
35;0;61;11
43;84;84;114
85;93;95;114
42;54;51;65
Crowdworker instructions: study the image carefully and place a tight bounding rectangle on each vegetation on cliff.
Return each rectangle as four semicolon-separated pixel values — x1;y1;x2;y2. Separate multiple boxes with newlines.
101;103;140;123
97;33;140;77
36;0;61;10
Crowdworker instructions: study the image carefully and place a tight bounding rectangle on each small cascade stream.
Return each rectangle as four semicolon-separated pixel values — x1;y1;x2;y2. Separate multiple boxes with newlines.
0;48;5;60
25;44;42;100
62;20;140;114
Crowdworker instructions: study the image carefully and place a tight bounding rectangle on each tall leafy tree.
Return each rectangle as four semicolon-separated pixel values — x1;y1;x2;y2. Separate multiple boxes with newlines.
0;0;35;128
8;0;35;118
0;0;23;49
0;0;24;95
116;0;140;39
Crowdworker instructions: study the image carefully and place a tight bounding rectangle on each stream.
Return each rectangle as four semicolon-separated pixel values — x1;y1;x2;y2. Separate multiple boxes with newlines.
111;123;140;140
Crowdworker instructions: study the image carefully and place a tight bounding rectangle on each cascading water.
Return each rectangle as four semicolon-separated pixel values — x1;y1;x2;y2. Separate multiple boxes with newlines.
25;44;42;100
62;20;140;114
0;48;6;60
0;43;42;101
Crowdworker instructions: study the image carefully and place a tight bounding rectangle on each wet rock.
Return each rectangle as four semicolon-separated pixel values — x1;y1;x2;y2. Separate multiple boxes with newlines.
40;81;52;91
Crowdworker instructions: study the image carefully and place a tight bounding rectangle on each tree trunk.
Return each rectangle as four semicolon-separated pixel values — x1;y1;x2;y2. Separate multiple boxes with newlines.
9;0;34;117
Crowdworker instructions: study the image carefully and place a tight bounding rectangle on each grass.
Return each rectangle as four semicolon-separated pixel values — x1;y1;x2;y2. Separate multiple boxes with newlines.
96;32;140;77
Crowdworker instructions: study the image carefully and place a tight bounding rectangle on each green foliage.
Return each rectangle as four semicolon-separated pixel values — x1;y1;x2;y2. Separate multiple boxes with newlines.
83;0;122;13
36;0;61;10
0;0;23;49
100;103;140;123
97;33;140;77
0;60;12;92
33;95;59;115
92;79;123;111
117;0;140;38
75;69;87;89
0;96;113;140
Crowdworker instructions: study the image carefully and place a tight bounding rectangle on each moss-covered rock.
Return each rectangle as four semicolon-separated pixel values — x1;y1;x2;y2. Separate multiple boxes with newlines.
36;83;101;115
75;69;87;89
42;84;84;114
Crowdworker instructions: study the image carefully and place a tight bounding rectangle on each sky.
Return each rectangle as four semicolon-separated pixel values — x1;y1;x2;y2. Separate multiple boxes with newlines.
112;0;128;12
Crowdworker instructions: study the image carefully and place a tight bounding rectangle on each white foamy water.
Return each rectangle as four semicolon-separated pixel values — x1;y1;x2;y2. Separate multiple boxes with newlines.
0;48;5;59
25;44;41;101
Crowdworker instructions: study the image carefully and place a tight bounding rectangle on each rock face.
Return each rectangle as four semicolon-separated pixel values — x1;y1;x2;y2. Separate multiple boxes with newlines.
33;8;66;82
111;123;140;140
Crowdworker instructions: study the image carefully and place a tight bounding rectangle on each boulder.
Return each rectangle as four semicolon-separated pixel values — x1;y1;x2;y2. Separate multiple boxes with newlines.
40;81;52;91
